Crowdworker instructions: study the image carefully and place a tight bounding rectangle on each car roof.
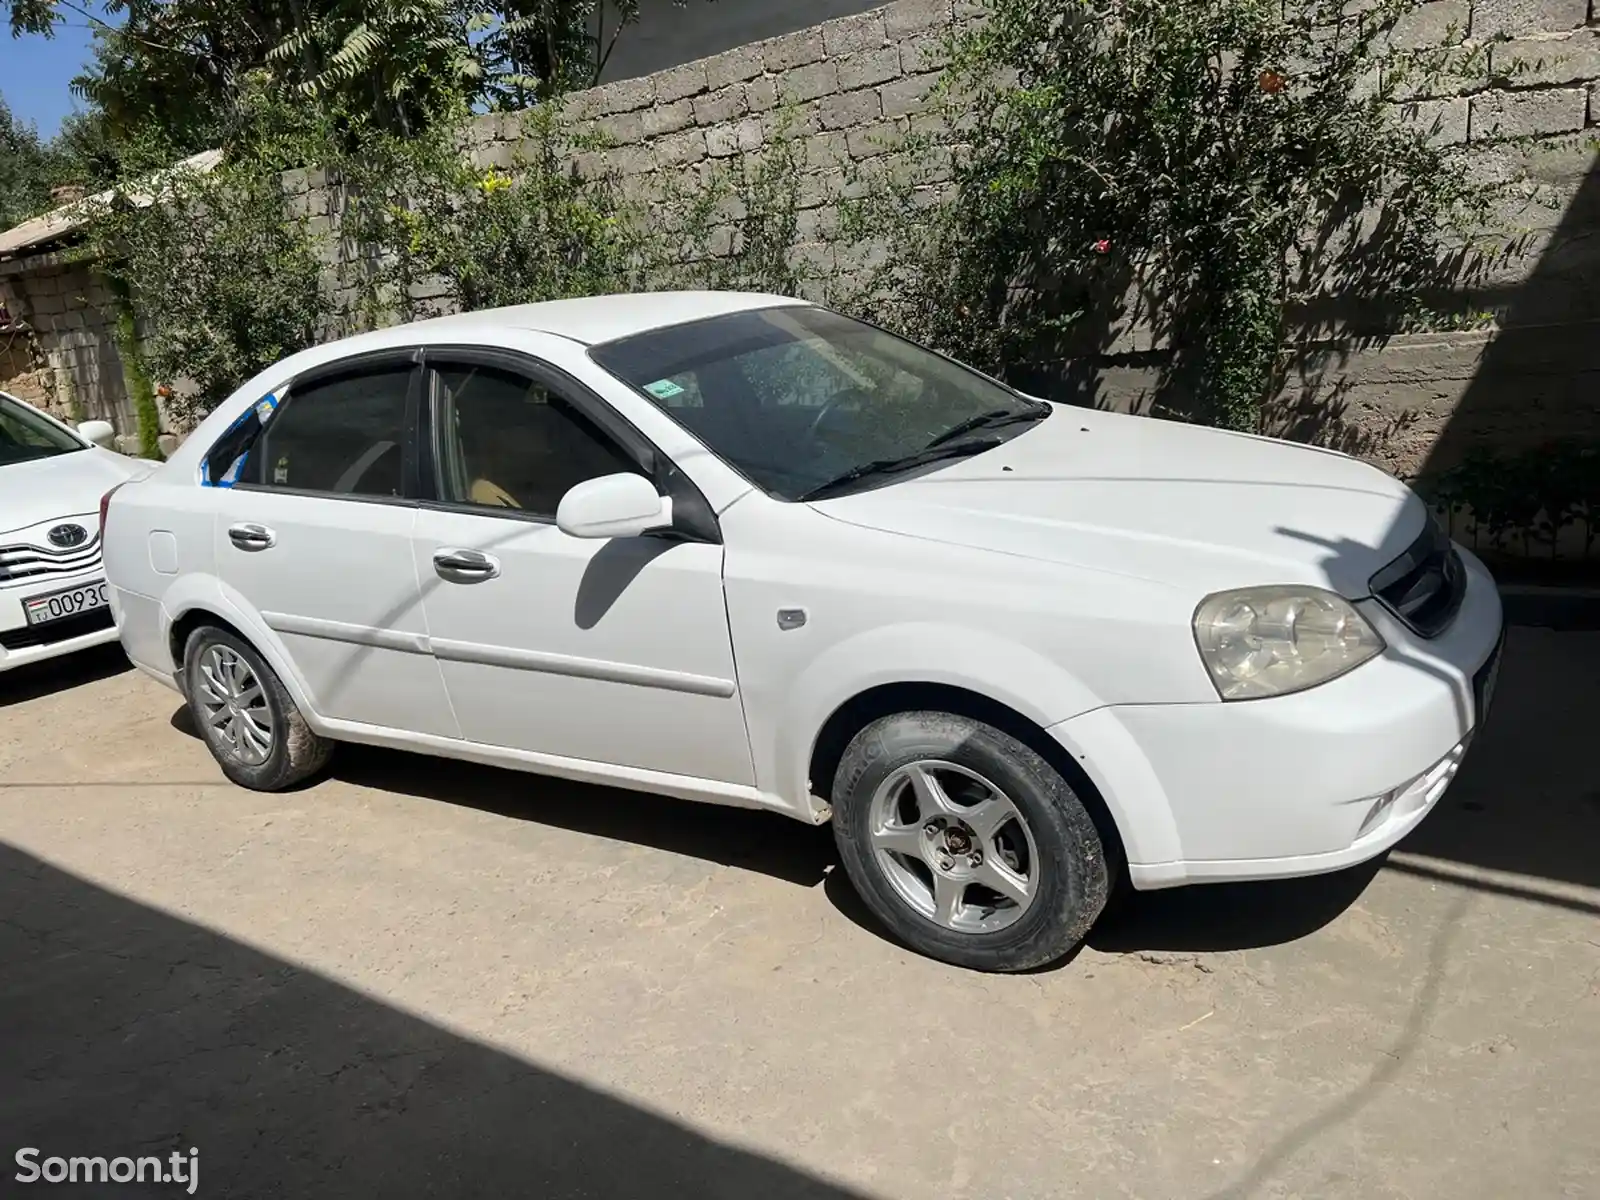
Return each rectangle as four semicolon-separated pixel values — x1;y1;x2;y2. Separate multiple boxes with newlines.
338;290;806;354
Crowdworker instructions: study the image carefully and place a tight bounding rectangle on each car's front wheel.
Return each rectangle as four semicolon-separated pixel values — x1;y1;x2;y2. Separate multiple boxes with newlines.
831;712;1110;972
182;625;333;791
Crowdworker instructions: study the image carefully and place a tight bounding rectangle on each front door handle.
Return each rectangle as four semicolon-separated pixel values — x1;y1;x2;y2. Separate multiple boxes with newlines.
433;547;501;582
227;522;276;551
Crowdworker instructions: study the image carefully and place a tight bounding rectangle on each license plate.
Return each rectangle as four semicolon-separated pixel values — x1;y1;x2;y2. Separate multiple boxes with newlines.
23;580;109;626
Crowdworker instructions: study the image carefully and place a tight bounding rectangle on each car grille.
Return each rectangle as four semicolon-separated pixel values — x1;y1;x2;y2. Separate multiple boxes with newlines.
0;534;102;584
1369;516;1466;638
0;606;114;650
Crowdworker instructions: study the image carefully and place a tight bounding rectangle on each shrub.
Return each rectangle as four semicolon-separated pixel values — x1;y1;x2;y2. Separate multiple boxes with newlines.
843;0;1495;430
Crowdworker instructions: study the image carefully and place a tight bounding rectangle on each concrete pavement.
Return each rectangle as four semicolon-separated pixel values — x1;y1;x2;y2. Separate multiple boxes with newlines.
2;627;1597;1198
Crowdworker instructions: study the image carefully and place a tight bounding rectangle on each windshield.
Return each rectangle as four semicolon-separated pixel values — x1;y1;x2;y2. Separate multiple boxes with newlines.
0;394;85;466
589;306;1047;500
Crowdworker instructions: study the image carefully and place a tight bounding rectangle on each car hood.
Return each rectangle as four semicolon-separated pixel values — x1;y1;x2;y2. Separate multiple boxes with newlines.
810;407;1426;598
0;447;147;538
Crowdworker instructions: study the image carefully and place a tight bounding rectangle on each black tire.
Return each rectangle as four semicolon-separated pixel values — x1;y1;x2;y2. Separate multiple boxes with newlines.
182;625;334;791
831;711;1109;972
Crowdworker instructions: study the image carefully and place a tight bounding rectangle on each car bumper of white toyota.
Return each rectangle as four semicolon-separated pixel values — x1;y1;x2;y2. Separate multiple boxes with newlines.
0;554;118;674
1049;545;1505;890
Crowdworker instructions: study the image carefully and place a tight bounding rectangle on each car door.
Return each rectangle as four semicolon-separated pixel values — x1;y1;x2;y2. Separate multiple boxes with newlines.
410;349;753;785
210;353;457;738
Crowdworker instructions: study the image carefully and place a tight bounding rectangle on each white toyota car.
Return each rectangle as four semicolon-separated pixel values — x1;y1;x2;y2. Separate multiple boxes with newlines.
101;293;1503;971
0;390;146;673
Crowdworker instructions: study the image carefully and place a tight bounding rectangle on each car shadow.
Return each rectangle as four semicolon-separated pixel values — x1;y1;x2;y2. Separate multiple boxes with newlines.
0;642;130;708
1086;860;1385;955
171;709;838;889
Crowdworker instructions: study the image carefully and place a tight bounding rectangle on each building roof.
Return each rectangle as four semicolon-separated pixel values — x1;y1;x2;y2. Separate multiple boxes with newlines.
0;149;223;260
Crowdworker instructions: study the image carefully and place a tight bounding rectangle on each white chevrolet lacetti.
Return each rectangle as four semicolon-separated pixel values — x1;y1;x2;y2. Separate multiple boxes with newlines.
0;390;148;672
102;292;1504;971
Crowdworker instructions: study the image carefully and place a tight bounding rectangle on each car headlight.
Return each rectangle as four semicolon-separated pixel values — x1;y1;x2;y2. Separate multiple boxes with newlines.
1193;586;1385;700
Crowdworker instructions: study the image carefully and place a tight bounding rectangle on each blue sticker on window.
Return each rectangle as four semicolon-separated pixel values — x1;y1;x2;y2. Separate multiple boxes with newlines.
644;379;685;400
203;392;278;487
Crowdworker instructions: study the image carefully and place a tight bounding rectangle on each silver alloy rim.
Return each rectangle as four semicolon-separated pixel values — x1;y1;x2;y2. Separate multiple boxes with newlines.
195;644;275;767
867;760;1040;934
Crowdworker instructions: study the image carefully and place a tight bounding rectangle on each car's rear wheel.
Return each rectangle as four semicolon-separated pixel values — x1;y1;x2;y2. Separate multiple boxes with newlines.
831;711;1109;972
183;625;333;791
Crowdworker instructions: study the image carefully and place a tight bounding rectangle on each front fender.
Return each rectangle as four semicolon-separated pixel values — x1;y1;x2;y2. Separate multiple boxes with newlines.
768;621;1104;816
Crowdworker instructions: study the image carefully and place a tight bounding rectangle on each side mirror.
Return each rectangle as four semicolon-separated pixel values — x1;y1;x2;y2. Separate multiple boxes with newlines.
77;419;116;450
556;473;672;540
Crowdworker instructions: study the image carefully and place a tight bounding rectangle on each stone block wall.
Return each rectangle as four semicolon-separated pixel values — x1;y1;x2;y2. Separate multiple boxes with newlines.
0;254;129;431
3;0;1598;494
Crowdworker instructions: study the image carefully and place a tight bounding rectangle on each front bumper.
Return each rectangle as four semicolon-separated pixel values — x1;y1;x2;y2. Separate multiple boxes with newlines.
0;568;119;673
1049;546;1505;889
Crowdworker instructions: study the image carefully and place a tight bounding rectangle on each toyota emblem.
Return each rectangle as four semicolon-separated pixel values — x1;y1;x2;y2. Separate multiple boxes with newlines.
47;523;88;548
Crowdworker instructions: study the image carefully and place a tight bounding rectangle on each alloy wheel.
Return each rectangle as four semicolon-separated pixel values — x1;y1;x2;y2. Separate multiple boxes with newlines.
866;760;1040;934
195;644;275;767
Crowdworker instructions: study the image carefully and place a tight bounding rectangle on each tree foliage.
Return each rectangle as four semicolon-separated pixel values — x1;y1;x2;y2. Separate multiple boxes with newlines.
3;0;698;176
848;0;1494;430
0;95;66;227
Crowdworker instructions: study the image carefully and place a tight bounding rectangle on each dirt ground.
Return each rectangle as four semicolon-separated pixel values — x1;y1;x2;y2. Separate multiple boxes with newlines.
2;626;1597;1199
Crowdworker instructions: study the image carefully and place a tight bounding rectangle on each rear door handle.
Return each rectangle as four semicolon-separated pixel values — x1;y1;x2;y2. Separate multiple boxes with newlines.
227;522;276;551
433;548;501;582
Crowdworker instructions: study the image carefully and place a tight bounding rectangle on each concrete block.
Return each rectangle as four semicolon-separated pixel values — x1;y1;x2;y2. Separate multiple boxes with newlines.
846;119;909;159
612;144;658;176
653;130;709;167
1471;0;1588;39
800;130;850;169
818;89;883;130
694;86;748;126
656;62;709;104
596;111;645;144
745;77;780;113
643;99;695;138
763;29;826;72
1386;1;1470;50
1398;95;1471;144
706;118;764;158
1490;30;1600;87
795;207;841;240
880;72;942;117
779;60;840;104
1470;87;1587;138
885;0;952;37
838;47;904;92
797;170;845;209
592;76;655;115
900;38;952;76
469;140;516;171
1386;47;1487;100
823;12;888;57
764;105;822;140
706;44;765;89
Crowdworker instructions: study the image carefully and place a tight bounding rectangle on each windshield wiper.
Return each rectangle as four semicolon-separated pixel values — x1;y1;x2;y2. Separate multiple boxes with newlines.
924;401;1050;450
798;437;1004;502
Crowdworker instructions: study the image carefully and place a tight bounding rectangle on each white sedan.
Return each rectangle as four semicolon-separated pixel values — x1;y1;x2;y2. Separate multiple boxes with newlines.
0;391;147;672
101;293;1503;971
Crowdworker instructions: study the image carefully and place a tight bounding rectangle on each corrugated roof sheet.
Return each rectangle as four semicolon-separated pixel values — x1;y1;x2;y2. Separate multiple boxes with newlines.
0;149;224;259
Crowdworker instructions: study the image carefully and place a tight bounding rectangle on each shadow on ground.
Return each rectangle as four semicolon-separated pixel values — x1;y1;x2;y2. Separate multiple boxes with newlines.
0;841;867;1199
0;642;129;708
